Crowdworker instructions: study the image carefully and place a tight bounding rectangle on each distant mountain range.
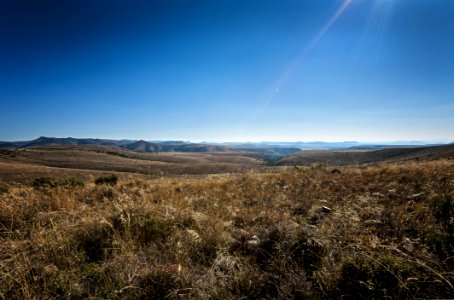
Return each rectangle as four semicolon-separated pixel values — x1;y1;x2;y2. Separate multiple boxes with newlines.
122;140;228;153
0;136;134;149
0;136;451;159
0;136;302;157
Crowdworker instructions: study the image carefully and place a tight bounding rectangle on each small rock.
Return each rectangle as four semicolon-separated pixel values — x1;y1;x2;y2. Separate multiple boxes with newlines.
322;206;332;213
223;221;233;227
402;237;414;253
186;229;202;243
364;220;381;226
406;200;416;212
243;199;258;206
407;193;424;201
247;235;260;246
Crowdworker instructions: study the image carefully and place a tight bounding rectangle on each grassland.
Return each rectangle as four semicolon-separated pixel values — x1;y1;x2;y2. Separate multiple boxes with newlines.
0;146;267;185
0;157;453;299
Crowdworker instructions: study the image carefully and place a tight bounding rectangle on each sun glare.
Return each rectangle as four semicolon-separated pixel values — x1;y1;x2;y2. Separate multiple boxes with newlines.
237;0;353;139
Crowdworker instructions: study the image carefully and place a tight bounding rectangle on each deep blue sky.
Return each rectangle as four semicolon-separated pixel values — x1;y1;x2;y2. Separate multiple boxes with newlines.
1;0;453;142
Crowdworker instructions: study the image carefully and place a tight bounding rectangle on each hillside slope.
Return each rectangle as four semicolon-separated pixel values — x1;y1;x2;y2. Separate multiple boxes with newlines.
277;143;454;166
0;145;267;183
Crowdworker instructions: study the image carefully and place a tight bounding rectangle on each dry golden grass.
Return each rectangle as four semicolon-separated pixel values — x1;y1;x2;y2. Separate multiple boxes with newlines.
0;160;453;299
0;146;266;185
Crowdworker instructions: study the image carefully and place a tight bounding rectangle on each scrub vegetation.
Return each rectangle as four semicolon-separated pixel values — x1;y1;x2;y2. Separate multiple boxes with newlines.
0;160;453;299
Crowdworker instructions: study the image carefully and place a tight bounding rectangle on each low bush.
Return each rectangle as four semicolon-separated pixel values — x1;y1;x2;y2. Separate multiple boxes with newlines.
33;177;59;188
0;185;8;194
79;264;119;297
111;209;174;246
93;185;116;202
337;254;454;299
62;177;85;188
427;194;453;264
95;174;118;186
338;256;414;299
106;151;128;158
33;177;84;189
431;194;453;230
76;223;114;263
136;267;189;299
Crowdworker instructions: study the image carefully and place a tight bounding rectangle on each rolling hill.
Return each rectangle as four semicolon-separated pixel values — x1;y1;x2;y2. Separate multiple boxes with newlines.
0;137;300;157
276;143;454;166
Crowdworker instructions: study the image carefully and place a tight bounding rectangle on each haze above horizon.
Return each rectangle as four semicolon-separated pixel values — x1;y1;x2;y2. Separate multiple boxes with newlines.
1;0;453;142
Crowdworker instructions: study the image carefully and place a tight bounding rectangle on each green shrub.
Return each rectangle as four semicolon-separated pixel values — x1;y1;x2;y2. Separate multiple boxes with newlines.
95;186;115;202
33;177;84;189
426;233;452;262
338;256;414;299
189;232;219;266
230;270;281;299
136;268;187;299
76;224;114;263
431;194;453;230
95;174;118;186
0;185;9;194
427;194;453;263
61;177;84;188
106;151;127;158
338;254;454;299
175;215;198;229
33;177;59;189
80;264;119;297
131;214;173;246
290;234;326;275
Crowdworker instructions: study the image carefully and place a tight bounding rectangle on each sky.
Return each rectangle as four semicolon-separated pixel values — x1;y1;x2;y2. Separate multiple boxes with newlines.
0;0;453;142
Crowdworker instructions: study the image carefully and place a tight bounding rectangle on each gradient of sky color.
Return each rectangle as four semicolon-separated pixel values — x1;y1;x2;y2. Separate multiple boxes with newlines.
1;0;453;142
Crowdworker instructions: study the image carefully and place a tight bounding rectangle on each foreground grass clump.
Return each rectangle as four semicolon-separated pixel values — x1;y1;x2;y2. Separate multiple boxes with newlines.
0;160;453;298
426;194;453;265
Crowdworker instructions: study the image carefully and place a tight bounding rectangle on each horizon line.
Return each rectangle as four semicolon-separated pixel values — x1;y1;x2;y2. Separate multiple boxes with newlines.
1;136;453;145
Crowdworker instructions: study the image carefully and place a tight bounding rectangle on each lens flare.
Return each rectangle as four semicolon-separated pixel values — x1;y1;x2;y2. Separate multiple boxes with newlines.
239;0;353;137
264;0;353;107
